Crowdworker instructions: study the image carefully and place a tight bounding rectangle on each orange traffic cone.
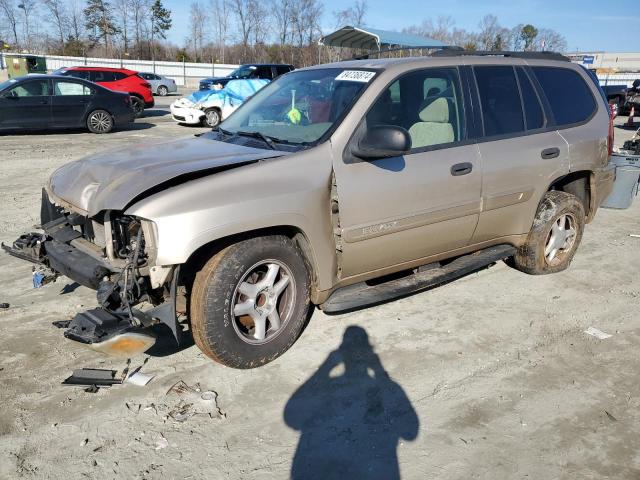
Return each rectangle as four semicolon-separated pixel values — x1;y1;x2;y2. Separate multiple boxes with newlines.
625;105;636;127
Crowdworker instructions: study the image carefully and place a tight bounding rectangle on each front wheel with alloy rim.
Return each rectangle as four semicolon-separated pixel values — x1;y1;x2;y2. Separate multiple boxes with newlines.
190;235;311;368
157;85;168;96
510;190;585;275
86;110;114;133
130;96;145;117
203;108;221;128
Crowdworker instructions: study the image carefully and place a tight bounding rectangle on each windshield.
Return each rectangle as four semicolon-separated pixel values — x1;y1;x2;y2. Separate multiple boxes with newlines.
0;79;17;91
230;66;256;78
221;68;375;145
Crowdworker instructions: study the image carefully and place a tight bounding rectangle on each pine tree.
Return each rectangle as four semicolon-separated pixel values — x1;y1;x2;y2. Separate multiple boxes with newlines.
150;0;172;60
84;0;119;55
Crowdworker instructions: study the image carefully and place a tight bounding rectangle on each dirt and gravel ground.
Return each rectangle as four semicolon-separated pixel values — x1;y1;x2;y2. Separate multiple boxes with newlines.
0;96;639;479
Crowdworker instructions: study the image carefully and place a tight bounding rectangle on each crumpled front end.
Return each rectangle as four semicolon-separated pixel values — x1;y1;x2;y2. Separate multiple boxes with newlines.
170;97;207;125
2;189;179;356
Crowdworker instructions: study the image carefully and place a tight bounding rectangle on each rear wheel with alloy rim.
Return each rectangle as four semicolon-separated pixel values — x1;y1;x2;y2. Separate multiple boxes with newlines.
510;190;585;274
130;96;145;117
86;110;114;133
190;235;311;368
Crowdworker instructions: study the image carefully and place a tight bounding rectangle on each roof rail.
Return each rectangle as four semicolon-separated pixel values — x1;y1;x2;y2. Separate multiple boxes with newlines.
431;50;570;62
352;45;463;60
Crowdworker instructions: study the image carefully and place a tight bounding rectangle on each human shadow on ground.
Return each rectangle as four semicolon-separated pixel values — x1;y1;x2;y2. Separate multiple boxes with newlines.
284;326;419;480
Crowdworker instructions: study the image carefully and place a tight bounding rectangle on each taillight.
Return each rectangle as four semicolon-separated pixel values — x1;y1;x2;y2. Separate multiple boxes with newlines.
608;113;614;156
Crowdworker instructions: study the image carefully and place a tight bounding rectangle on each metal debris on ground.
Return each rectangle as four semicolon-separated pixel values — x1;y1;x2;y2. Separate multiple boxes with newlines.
0;303;9;309
155;435;169;450
605;410;618;422
62;368;122;392
126;371;155;386
52;320;71;329
584;327;612;340
630;234;640;238
165;380;226;422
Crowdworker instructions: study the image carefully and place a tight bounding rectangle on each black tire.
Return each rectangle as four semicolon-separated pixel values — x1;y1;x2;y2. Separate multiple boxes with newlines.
130;96;145;117
510;191;585;275
202;108;221;128
86;109;114;134
191;235;311;369
157;85;168;96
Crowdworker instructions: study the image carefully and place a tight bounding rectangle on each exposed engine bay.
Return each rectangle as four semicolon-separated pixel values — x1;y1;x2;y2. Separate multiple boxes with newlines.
1;189;180;356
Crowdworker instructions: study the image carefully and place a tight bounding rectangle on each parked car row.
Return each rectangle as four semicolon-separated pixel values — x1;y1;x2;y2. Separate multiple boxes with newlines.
0;63;295;134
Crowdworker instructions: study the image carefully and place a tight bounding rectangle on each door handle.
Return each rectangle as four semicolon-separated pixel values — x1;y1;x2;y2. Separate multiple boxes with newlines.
451;162;473;176
541;147;560;159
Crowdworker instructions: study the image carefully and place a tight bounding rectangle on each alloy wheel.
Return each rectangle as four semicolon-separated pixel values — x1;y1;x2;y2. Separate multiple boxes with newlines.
231;260;296;344
89;112;112;133
544;213;577;264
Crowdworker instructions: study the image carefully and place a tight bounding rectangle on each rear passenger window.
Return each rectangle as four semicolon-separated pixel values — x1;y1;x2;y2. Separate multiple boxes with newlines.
112;72;127;81
90;71;116;82
532;67;596;126
366;67;465;149
516;68;544;130
475;66;524;137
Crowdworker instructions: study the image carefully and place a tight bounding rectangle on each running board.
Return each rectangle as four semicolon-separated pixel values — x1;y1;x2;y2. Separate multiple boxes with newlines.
321;244;517;314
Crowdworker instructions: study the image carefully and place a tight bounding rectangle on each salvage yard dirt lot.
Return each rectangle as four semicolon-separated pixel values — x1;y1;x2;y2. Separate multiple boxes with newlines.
1;97;639;479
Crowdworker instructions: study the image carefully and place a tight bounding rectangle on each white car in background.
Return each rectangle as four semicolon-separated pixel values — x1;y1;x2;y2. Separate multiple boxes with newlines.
170;79;269;127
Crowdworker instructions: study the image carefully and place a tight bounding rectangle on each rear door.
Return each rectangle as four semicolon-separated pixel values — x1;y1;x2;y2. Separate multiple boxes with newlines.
333;67;483;277
0;78;52;129
51;80;94;127
472;65;570;243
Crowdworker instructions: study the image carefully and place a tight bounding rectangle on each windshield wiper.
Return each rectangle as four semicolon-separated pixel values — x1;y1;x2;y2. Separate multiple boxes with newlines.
236;130;277;150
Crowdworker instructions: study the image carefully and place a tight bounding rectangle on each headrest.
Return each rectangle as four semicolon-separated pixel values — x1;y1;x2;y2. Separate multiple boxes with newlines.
418;97;450;123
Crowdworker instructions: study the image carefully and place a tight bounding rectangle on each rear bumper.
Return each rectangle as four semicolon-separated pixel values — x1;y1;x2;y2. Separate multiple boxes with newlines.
114;110;135;125
145;97;155;108
591;161;617;217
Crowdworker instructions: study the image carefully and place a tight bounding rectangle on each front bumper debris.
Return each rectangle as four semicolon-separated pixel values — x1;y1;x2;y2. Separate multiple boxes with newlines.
65;308;156;357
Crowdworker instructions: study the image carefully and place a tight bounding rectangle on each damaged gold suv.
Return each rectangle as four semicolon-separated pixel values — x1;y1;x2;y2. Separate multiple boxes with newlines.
3;51;616;368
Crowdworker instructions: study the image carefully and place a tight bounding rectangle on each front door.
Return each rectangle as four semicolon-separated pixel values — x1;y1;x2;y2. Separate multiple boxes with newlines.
0;78;52;129
51;80;94;127
333;67;482;278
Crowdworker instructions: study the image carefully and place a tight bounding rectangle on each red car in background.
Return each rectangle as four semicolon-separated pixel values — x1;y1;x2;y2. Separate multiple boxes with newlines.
54;66;154;117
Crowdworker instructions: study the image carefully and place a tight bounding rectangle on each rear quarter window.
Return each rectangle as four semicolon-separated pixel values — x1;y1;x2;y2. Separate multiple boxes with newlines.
532;66;597;126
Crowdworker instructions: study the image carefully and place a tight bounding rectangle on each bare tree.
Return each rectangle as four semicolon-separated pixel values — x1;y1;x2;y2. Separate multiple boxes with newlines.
271;0;291;46
333;0;367;27
189;1;208;61
130;0;150;57
17;0;36;50
535;28;567;52
42;0;68;52
209;0;229;62
68;0;85;40
114;0;130;53
0;0;20;46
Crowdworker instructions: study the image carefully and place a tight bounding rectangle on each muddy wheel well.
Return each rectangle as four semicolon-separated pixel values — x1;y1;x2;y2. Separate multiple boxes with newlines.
549;171;592;219
180;226;317;292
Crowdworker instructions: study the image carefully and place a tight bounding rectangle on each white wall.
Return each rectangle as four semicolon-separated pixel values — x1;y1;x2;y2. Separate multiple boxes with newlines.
0;53;239;87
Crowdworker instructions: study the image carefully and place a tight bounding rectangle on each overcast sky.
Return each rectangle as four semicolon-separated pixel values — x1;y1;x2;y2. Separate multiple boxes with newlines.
162;0;638;52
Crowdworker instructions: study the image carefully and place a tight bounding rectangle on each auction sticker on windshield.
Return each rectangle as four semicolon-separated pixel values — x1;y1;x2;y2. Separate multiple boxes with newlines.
335;70;376;82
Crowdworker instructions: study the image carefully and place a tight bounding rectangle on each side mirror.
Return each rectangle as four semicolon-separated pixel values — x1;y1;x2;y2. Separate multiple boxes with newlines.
352;125;411;159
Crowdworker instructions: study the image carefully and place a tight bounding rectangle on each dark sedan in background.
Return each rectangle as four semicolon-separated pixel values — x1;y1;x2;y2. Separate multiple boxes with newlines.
0;75;135;133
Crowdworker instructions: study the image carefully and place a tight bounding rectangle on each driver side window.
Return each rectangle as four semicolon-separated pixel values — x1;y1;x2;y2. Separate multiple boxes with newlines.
366;68;465;150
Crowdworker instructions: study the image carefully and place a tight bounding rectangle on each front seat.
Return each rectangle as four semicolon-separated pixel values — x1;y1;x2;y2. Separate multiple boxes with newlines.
408;97;454;148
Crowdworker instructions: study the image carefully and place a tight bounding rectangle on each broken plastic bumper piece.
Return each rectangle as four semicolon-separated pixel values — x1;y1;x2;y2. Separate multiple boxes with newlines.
65;308;156;358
